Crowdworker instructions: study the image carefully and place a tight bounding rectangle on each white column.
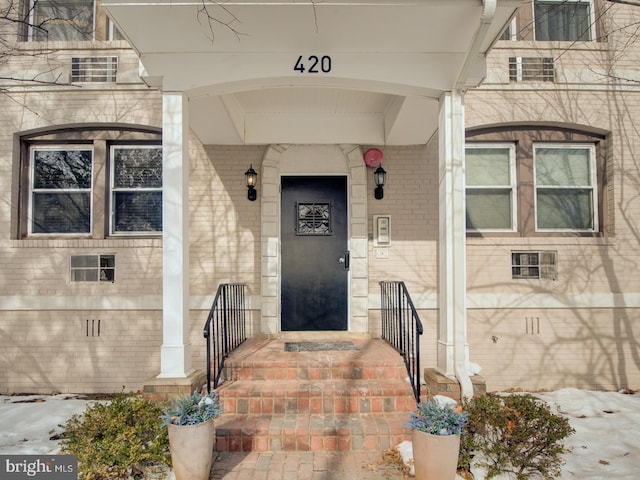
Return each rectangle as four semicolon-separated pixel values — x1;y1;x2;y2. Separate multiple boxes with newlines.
438;91;473;399
158;91;193;378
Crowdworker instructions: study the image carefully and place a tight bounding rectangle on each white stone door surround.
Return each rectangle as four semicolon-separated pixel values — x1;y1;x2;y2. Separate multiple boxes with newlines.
260;144;369;335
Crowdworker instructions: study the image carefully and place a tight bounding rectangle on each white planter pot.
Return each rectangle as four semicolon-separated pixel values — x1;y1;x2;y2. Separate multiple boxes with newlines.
412;429;460;480
168;419;216;480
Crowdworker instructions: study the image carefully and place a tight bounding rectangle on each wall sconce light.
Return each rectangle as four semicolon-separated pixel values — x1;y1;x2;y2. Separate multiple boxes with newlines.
245;164;257;201
374;165;386;200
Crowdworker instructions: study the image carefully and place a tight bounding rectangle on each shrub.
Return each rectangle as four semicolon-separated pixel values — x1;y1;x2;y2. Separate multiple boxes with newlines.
459;393;575;479
61;392;170;480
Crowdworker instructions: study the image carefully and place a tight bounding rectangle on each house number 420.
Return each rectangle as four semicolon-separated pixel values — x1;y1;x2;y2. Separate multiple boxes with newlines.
294;55;332;74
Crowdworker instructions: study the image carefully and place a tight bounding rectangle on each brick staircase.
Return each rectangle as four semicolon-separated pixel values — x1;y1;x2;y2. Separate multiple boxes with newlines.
213;335;417;452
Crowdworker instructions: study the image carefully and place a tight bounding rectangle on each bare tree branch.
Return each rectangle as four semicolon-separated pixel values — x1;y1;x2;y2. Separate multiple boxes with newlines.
195;0;325;43
196;0;247;43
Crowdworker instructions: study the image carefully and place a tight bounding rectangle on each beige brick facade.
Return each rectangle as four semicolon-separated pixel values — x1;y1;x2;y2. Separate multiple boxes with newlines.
1;1;640;394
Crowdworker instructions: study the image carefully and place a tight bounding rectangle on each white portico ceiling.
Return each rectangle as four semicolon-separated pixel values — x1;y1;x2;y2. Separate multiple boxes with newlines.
103;0;520;145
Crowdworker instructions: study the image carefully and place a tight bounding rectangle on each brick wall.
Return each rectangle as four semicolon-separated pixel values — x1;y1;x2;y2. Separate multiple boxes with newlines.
0;310;162;393
189;144;265;296
467;307;640;392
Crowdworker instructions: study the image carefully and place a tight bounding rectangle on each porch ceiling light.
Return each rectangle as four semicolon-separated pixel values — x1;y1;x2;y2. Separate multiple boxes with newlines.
245;164;257;201
374;166;386;200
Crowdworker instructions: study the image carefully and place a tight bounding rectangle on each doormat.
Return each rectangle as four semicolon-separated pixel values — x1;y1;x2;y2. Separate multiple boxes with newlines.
284;341;359;352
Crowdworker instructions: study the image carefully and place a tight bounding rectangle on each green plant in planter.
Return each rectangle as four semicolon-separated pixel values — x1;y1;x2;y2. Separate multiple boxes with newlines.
163;391;223;480
408;399;468;435
459;393;575;479
408;399;469;479
162;391;222;426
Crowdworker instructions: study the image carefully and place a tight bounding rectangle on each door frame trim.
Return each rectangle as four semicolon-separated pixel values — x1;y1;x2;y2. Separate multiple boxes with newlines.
260;144;369;334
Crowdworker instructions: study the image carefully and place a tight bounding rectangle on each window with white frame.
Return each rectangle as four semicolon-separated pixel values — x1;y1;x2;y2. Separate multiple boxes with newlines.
70;254;115;282
512;251;557;280
466;127;604;236
20;128;162;239
465;145;517;232
110;146;163;235
29;146;93;235
534;144;597;231
534;0;593;41
29;0;94;41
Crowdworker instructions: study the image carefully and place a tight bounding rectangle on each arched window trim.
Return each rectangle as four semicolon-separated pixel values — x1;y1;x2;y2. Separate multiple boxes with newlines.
465;125;608;238
16;125;162;239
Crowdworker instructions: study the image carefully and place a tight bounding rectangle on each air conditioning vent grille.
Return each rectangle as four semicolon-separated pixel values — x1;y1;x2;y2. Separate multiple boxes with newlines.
509;57;555;82
71;57;118;83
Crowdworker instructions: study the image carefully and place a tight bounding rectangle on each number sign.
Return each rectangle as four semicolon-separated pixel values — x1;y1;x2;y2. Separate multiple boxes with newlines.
294;55;332;74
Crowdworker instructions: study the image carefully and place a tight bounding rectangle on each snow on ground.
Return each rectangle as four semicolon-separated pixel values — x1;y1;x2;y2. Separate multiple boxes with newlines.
533;388;640;480
0;394;98;455
1;389;640;478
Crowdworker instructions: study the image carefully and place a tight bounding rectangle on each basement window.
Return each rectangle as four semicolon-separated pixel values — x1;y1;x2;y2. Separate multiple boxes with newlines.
512;251;557;280
71;254;115;282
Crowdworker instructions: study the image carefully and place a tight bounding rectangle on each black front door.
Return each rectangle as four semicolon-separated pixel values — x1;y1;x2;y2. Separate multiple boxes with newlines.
281;176;348;331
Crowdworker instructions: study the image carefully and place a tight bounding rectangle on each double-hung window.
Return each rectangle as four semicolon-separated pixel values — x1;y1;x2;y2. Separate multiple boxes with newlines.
110;146;163;235
534;0;593;41
29;146;93;235
534;144;597;232
465;144;517;232
20;129;162;239
29;0;94;41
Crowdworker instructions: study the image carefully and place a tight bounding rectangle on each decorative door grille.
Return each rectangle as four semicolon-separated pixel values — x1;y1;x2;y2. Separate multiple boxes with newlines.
296;202;332;235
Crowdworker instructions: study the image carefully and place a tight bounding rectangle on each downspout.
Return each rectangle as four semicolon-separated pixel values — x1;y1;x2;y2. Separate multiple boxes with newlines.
452;0;497;401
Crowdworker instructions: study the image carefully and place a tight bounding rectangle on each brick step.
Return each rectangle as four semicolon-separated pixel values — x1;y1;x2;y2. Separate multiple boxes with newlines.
211;337;418;453
218;378;417;415
214;412;412;452
223;363;408;382
222;339;408;382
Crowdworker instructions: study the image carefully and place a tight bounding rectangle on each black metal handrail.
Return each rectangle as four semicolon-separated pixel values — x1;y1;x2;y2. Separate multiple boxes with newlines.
380;281;424;404
203;283;247;393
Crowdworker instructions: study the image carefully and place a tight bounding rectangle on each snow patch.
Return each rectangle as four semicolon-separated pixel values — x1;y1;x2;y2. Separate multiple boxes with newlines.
468;362;482;375
395;440;415;476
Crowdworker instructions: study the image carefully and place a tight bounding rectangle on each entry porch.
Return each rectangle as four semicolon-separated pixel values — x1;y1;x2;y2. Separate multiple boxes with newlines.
103;0;521;401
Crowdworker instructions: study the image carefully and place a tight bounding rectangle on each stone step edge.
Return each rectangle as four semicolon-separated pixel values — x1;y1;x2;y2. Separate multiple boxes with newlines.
217;377;415;397
220;393;417;415
222;364;407;381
